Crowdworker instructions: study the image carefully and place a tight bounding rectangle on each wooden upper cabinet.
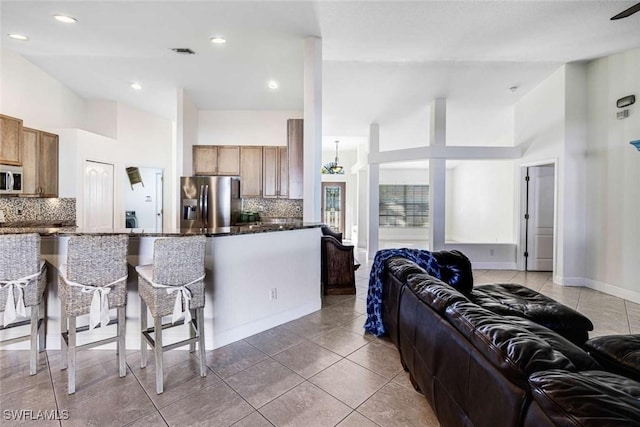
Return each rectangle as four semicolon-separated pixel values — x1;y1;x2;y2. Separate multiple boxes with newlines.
193;145;218;175
21;128;39;195
21;127;58;197
263;146;288;199
217;146;240;175
38;131;59;197
0;114;24;166
193;145;239;175
240;146;263;198
287;119;303;199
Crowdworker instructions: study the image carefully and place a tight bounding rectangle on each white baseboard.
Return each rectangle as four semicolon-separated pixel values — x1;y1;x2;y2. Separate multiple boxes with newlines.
555;275;640;304
472;261;518;270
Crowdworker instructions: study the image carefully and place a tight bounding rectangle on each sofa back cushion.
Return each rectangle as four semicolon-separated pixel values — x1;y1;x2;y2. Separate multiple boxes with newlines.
529;370;640;426
386;257;429;282
431;250;473;292
406;273;469;314
445;302;599;389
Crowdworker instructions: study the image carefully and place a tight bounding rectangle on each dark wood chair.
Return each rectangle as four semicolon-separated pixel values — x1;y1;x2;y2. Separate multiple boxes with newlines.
321;235;357;295
320;225;343;242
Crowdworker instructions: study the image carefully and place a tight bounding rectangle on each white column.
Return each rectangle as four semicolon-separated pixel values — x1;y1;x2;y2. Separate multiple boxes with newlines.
367;123;380;259
429;98;446;250
303;37;322;222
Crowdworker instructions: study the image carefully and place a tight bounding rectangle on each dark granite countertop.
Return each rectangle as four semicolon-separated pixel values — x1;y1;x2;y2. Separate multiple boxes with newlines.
0;220;323;237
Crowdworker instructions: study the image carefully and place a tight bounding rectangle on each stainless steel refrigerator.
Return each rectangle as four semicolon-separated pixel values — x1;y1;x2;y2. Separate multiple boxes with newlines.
180;176;241;233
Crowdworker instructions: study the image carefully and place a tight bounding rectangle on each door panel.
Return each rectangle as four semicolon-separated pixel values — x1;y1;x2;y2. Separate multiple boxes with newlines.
526;165;554;271
84;161;114;232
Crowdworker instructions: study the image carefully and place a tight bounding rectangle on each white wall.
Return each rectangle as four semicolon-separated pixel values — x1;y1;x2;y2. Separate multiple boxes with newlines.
445;160;515;243
515;66;567;276
584;48;640;301
0;48;85;130
198;110;302;146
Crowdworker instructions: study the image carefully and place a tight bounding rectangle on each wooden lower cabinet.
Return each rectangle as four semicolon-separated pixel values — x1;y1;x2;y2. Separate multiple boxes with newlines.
22;127;58;197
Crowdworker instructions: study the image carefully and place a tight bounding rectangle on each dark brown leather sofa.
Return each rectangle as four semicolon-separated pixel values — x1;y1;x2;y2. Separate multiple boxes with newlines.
380;253;640;426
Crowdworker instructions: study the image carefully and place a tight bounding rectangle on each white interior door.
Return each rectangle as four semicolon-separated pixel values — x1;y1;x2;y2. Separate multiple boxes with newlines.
84;161;114;232
526;165;555;271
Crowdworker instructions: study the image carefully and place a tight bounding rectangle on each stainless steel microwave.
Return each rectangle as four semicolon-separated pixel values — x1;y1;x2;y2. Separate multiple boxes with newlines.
0;165;23;194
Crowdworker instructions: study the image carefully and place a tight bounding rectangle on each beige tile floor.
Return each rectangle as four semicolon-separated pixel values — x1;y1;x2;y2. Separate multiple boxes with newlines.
1;251;638;427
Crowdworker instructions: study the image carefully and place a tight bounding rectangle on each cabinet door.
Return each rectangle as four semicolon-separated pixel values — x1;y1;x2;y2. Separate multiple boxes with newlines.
0;114;23;166
21;127;39;195
262;146;278;198
193;145;218;175
287;119;303;199
39;132;59;197
278;146;288;198
217;146;240;175
240;146;263;197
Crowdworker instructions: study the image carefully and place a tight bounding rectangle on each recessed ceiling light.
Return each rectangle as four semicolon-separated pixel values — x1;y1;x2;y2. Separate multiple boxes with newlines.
210;37;226;44
53;15;78;24
8;34;29;41
130;82;142;91
267;80;279;90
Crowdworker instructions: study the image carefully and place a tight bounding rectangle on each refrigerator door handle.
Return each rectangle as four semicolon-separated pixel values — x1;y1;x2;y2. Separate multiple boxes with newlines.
199;184;205;230
203;184;209;229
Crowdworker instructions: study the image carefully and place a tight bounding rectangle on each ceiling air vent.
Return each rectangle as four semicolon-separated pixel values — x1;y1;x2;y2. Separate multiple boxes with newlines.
171;48;195;55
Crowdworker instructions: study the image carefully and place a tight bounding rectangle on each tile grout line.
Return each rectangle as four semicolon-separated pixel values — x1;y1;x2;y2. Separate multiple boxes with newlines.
44;351;63;427
124;357;170;427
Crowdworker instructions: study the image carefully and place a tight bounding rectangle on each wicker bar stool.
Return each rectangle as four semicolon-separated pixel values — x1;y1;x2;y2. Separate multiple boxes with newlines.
0;234;47;375
136;235;207;394
58;234;129;394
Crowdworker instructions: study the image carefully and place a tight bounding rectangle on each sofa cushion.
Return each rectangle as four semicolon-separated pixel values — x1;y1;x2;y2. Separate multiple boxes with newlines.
445;302;599;389
469;283;593;345
529;370;640;426
431;250;474;292
406;273;469;314
386;257;430;283
584;335;640;382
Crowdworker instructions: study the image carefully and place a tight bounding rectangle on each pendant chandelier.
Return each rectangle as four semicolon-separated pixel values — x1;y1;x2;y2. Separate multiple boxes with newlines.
322;140;345;174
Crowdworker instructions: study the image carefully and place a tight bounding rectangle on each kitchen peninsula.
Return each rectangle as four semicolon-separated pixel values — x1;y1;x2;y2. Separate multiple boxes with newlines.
1;223;323;350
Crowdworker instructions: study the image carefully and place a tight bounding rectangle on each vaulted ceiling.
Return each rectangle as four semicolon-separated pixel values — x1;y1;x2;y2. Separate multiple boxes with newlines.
2;1;639;150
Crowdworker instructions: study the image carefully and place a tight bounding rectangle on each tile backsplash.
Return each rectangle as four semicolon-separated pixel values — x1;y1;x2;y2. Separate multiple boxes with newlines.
0;198;76;224
242;198;302;219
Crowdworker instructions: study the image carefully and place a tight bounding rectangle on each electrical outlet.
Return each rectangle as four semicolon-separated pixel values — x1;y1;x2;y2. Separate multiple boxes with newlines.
269;288;277;301
258;205;264;212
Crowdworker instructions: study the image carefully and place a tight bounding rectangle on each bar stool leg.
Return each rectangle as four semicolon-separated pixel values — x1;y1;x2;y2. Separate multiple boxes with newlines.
39;292;47;352
197;308;206;377
189;309;196;353
118;307;126;378
60;305;68;370
29;305;39;375
68;316;76;395
154;316;164;394
140;300;148;369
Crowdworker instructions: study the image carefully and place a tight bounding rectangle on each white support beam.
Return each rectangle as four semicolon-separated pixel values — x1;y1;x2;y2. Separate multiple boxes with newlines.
429;98;446;250
368;145;522;164
303;37;322;222
367;123;380;259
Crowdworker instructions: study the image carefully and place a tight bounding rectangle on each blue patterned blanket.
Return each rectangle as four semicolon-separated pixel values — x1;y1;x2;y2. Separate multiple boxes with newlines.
364;248;441;336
